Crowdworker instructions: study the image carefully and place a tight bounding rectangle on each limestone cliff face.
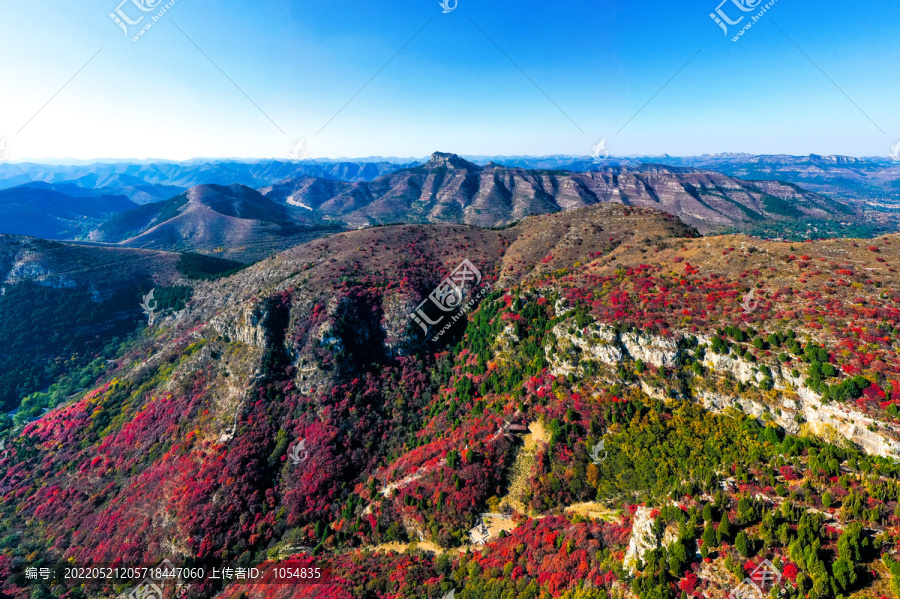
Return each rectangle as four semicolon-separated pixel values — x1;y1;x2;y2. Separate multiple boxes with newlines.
209;302;276;348
621;331;681;369
546;322;681;376
547;322;900;458
208;284;429;397
624;507;680;573
700;390;900;458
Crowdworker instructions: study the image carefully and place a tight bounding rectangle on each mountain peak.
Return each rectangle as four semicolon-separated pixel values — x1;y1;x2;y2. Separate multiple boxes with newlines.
427;151;480;170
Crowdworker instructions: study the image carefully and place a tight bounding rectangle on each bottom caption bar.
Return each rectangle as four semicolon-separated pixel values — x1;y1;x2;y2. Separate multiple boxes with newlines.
12;560;333;586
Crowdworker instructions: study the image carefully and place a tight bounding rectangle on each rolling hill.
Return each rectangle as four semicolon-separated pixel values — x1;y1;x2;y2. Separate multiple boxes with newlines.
88;183;343;262
0;236;192;413
0;184;136;239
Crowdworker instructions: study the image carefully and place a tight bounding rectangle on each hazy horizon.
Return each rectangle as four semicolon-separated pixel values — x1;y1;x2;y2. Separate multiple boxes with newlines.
2;150;898;168
2;0;899;161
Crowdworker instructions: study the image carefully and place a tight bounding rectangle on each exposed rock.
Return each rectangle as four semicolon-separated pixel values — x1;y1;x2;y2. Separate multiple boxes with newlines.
624;506;680;573
209;301;275;348
547;320;900;459
546;323;622;377
621;331;680;368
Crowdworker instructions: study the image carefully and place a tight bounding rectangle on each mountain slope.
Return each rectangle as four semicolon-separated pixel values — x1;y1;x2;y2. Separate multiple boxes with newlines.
4;205;900;598
0;236;190;413
263;152;853;233
0;185;136;239
89;183;342;261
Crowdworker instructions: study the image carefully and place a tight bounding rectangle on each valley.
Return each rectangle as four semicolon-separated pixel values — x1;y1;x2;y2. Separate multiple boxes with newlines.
2;199;900;599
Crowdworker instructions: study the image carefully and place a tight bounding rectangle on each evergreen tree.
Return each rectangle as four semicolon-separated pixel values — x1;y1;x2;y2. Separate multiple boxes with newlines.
735;531;750;557
717;512;732;545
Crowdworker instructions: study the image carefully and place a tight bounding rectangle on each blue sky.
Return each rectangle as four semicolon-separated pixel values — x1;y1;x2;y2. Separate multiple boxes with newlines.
0;0;898;160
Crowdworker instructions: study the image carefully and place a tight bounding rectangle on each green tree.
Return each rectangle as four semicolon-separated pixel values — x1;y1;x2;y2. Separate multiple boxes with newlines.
668;540;688;577
702;522;717;550
735;531;750;557
717;512;732;545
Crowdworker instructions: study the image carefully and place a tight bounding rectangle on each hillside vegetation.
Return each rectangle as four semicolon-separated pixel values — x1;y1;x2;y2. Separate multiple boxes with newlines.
3;204;900;599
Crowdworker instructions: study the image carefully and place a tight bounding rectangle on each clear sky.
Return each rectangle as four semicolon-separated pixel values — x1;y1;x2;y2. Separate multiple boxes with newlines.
0;0;898;161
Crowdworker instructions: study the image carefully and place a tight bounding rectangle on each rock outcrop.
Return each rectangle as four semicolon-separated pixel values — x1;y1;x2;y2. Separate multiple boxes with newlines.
547;321;900;458
624;507;680;573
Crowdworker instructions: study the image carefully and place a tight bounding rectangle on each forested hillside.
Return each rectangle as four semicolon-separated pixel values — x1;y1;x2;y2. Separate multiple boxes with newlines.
3;204;900;599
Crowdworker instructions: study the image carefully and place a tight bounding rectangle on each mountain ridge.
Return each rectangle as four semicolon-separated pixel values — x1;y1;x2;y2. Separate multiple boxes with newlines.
262;152;854;233
88;183;342;261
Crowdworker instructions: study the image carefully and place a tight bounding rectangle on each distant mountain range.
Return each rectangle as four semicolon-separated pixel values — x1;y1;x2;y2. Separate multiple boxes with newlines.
261;152;855;233
0;160;418;203
4;153;899;205
0;184;136;239
0;151;896;262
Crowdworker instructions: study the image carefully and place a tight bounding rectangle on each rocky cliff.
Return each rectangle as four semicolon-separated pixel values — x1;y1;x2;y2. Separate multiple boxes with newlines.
547;321;900;458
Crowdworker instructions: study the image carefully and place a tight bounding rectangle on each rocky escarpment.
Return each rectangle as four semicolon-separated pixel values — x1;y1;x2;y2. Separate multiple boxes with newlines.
624;506;680;573
546;321;900;458
546;322;683;377
261;152;849;233
209;301;284;349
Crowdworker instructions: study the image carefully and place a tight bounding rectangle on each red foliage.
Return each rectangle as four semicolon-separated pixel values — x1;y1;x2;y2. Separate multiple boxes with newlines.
779;466;798;481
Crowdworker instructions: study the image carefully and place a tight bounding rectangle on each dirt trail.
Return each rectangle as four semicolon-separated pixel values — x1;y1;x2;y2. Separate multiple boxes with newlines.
372;541;448;555
564;502;619;521
498;421;548;515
